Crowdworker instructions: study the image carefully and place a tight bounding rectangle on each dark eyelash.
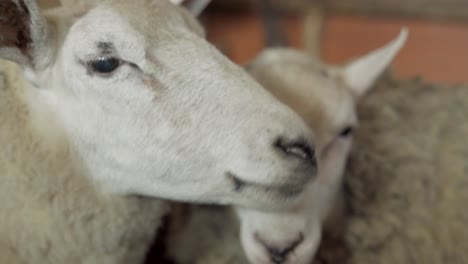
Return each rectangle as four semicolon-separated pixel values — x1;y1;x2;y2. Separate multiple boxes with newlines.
339;126;353;137
89;57;121;75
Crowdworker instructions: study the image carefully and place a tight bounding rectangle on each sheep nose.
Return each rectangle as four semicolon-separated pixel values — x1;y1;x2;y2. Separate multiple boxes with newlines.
256;233;304;264
268;248;287;264
274;137;316;165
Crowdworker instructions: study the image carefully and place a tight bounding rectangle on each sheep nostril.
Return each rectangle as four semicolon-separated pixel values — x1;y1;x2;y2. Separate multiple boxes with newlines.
268;247;287;264
255;232;305;264
269;252;286;264
274;137;315;162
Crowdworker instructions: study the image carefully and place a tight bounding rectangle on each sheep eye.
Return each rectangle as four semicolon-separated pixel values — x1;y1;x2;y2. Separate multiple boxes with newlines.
90;57;121;74
339;126;353;137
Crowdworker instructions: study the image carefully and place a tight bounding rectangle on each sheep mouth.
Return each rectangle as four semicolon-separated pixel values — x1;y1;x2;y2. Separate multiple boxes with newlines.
226;172;305;198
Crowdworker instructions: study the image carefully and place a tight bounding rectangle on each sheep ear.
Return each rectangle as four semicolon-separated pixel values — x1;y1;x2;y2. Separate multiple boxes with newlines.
343;28;408;98
0;0;51;68
170;0;211;16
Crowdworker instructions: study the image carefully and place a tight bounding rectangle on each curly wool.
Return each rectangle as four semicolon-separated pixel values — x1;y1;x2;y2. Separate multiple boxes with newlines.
315;75;468;264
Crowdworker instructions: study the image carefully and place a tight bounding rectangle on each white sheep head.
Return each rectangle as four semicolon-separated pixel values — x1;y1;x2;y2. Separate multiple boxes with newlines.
237;29;408;264
0;0;318;210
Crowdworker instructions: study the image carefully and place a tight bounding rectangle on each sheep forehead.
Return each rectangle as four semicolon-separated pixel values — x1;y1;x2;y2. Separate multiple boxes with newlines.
100;0;202;35
53;0;207;83
57;0;201;49
250;49;356;138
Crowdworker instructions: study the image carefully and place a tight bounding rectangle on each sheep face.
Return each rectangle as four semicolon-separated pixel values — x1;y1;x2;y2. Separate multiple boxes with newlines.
0;0;318;210
237;29;408;264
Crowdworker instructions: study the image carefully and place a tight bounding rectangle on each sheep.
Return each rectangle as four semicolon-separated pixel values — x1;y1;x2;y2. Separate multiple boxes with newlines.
235;29;408;264
166;29;408;264
313;69;468;264
0;0;318;263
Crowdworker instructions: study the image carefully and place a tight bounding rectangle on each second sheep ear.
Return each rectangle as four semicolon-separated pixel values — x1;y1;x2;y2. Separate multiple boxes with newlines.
342;28;408;98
